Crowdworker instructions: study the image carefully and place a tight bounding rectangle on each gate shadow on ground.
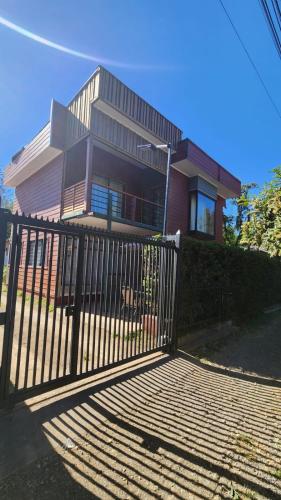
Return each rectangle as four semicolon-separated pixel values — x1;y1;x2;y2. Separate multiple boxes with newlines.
1;352;281;499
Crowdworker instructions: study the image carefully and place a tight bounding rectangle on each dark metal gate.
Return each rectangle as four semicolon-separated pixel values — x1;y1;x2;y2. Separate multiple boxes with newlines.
0;209;179;406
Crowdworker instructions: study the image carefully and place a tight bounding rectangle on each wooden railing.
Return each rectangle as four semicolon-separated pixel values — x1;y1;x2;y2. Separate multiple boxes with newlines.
62;180;164;230
63;180;85;215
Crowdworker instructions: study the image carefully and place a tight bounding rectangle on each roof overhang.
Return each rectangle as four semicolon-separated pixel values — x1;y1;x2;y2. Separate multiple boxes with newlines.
93;98;176;152
4;100;67;188
172;139;241;199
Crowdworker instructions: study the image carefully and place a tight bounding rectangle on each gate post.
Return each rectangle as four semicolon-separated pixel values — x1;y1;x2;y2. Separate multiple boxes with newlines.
0;217;22;406
70;233;85;377
0;209;10;302
169;231;182;355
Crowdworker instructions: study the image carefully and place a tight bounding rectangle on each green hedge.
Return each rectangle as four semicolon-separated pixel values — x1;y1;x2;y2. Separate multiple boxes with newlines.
177;237;281;335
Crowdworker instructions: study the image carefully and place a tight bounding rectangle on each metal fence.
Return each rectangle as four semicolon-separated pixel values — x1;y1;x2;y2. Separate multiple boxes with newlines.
0;209;178;406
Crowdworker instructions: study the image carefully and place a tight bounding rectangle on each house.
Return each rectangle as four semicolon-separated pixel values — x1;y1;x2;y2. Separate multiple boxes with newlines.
4;66;241;242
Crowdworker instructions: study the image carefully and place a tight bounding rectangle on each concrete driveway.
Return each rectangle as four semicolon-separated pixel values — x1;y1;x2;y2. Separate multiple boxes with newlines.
0;348;281;499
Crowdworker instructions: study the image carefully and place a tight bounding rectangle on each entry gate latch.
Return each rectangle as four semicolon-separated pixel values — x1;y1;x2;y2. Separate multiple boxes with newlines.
65;305;76;317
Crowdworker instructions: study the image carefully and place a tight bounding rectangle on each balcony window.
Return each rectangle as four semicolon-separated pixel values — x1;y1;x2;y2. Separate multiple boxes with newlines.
92;175;124;218
189;191;216;236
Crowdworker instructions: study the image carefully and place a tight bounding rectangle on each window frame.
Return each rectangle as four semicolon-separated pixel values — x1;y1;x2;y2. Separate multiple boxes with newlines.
188;190;216;238
27;238;45;267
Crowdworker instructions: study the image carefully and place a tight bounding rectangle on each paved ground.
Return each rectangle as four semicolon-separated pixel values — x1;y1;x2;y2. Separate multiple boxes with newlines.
1;311;281;500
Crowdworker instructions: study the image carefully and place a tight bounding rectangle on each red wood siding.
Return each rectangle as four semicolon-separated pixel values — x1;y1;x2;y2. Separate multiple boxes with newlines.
167;169;225;243
17;234;61;300
167;169;189;234
173;139;241;197
14;153;64;219
13;155;64;299
188;140;241;195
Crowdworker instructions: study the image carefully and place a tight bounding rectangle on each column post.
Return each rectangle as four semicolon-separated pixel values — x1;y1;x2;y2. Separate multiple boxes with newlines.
85;135;94;213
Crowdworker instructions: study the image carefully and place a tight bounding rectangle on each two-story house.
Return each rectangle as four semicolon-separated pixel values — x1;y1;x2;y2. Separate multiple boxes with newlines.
4;66;241;242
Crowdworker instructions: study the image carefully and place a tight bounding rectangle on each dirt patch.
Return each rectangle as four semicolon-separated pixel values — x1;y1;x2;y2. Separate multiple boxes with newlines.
190;311;281;380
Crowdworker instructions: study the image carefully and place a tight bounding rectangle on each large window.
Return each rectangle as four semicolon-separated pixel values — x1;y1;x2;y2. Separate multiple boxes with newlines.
189;192;216;236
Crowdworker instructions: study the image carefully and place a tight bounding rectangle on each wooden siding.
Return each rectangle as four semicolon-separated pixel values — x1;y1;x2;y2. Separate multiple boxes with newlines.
215;196;225;243
98;67;182;146
14;154;64;220
17;233;60;300
5;123;51;186
173;139;241;197
63;180;85;215
167;169;189;234
92;108;167;174
66;71;100;148
187;141;241;196
64;66;182;149
219;167;241;196
167;168;225;242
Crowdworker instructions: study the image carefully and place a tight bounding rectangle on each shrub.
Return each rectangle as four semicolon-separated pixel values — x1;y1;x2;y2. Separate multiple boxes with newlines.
177;237;281;336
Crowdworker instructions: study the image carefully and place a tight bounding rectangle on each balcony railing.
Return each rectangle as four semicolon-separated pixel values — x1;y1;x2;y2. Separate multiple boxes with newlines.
91;183;164;230
63;181;85;216
62;180;164;230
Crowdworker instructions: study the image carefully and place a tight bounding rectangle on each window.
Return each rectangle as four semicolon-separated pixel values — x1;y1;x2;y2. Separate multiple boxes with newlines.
28;239;44;266
189;192;216;236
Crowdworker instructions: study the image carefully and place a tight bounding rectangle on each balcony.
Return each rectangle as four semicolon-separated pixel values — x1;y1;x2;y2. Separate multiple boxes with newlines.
62;180;164;233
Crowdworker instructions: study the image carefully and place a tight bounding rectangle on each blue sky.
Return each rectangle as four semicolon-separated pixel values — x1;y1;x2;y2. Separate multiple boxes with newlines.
0;0;280;192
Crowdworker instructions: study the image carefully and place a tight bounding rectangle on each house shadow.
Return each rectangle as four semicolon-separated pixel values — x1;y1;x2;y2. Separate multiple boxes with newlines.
1;351;281;499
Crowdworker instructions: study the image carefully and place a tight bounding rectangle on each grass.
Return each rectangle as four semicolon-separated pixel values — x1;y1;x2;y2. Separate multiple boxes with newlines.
271;469;281;480
235;434;258;462
229;485;240;499
243;490;257;499
124;329;142;341
3;285;55;313
236;434;253;446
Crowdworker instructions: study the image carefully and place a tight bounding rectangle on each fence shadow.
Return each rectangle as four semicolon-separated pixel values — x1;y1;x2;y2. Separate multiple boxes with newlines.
1;352;281;499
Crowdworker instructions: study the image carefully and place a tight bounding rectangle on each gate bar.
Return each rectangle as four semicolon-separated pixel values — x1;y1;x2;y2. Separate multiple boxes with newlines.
70;234;85;376
0;224;22;404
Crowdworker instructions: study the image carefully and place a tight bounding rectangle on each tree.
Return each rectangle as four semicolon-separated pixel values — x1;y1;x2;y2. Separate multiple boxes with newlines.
241;167;281;256
223;183;258;246
0;167;14;211
223;214;236;246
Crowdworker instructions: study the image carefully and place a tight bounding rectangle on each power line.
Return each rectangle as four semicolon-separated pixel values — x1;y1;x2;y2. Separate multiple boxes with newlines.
218;0;281;122
259;0;281;58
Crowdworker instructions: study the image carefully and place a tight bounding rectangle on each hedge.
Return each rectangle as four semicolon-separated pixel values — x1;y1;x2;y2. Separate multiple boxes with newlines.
177;237;281;336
